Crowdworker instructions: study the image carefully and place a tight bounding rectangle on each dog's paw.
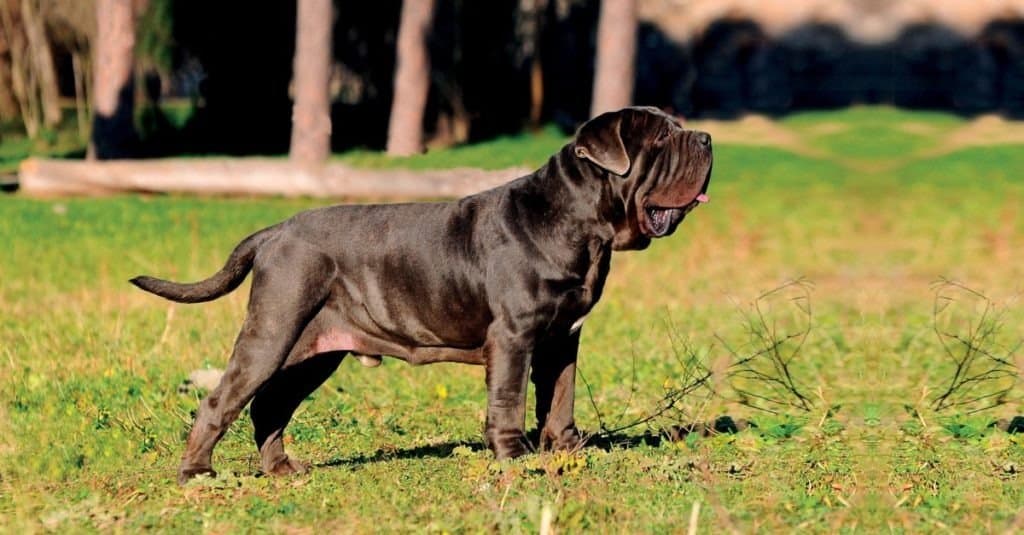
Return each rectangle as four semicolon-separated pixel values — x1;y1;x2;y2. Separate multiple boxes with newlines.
264;456;310;477
540;425;583;452
177;466;217;485
487;430;534;460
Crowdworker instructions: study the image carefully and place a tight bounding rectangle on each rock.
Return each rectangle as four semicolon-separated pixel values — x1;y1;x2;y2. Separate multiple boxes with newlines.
184;368;224;393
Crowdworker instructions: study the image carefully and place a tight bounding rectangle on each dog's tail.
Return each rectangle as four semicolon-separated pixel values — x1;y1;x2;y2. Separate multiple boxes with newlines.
130;226;277;303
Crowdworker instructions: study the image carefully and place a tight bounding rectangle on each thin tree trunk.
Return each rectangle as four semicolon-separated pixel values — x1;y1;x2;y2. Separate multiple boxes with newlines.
289;0;334;167
590;0;636;117
72;51;88;140
517;0;546;127
0;58;18;122
0;31;19;122
20;0;60;127
90;0;137;160
386;0;434;156
0;1;38;138
529;57;543;126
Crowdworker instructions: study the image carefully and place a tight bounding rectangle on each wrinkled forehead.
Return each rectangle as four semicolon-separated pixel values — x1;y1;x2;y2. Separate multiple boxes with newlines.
626;106;675;127
624;107;682;136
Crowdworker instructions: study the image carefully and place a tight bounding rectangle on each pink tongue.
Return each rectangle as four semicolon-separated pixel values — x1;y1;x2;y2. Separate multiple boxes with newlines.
696;193;710;204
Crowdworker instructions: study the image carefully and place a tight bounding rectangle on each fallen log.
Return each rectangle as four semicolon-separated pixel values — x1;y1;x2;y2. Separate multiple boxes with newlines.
17;157;532;199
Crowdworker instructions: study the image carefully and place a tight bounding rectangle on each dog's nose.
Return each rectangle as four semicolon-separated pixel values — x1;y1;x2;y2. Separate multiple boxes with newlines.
695;132;711;147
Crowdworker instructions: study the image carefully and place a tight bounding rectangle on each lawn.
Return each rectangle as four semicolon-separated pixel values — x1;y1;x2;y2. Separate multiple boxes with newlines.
2;107;1024;532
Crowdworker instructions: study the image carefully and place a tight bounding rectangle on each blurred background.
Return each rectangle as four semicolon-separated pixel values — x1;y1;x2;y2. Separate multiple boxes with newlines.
0;0;1023;175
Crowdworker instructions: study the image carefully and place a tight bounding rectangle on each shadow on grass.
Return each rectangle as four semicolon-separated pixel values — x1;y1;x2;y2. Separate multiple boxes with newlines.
315;429;677;469
316;440;486;468
316;416;758;468
583;431;667;450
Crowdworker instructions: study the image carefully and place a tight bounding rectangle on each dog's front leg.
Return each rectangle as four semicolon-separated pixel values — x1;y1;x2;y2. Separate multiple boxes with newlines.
483;331;535;459
531;330;583;451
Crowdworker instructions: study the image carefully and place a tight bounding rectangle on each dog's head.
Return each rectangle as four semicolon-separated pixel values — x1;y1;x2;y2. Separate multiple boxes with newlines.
574;106;712;250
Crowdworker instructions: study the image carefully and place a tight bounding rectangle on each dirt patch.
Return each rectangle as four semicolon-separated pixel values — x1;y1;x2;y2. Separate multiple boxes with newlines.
802;122;849;136
898;122;943;136
924;114;1024;156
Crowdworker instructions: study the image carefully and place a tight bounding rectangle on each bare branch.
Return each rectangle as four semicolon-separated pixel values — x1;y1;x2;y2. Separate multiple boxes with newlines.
724;279;816;413
580;280;817;442
930;279;1019;413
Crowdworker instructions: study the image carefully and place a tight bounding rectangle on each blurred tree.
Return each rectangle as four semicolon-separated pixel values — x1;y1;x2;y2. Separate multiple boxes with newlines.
0;0;62;137
135;0;172;88
134;0;176;152
0;31;17;122
1;0;42;137
90;0;137;159
517;0;547;127
21;0;60;127
290;0;334;166
590;0;636;117
46;0;95;140
386;0;434;156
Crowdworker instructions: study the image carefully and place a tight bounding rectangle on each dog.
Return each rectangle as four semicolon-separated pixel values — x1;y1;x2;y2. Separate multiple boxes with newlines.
131;106;713;484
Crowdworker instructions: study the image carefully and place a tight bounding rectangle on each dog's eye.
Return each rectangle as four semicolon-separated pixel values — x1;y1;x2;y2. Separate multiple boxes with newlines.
654;131;672;146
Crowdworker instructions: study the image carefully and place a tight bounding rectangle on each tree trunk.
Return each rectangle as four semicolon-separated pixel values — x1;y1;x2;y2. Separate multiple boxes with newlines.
72;51;88;139
590;0;636;117
0;30;19;122
20;0;60;127
386;0;434;156
19;157;529;199
517;0;546;127
90;0;137;160
289;0;334;167
0;0;39;138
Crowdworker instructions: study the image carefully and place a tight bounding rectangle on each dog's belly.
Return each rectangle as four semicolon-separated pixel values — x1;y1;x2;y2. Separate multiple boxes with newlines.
308;330;380;367
290;317;487;368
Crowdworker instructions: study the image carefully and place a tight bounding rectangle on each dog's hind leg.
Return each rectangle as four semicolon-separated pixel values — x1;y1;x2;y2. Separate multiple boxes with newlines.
250;352;345;476
177;249;335;484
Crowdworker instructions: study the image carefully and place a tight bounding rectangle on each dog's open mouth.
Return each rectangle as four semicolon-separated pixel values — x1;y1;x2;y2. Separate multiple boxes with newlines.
643;193;709;237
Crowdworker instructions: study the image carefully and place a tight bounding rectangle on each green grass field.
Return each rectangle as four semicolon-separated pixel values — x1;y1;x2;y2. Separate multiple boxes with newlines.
3;107;1024;532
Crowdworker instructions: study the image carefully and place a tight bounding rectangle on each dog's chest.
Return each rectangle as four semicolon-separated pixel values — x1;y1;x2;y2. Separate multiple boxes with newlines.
553;241;611;335
569;313;588;334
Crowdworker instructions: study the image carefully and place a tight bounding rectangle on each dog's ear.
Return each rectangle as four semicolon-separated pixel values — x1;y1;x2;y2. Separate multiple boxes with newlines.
574;111;631;176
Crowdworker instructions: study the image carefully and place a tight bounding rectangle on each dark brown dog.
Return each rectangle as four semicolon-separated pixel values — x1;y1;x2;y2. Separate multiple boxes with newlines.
132;107;712;484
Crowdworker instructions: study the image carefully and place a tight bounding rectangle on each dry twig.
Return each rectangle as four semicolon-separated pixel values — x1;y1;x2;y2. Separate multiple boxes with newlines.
930;279;1019;414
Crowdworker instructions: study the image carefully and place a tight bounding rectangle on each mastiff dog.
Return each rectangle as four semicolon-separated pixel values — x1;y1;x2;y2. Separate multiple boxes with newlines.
132;106;713;484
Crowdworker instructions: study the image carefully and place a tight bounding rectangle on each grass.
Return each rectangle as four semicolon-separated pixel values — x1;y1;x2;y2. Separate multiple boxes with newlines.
3;107;1024;532
0;100;194;175
0;124;85;175
334;125;568;170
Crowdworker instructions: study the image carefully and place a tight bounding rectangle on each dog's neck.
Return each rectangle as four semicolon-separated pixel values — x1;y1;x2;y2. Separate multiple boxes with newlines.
512;144;648;251
544;142;647;249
